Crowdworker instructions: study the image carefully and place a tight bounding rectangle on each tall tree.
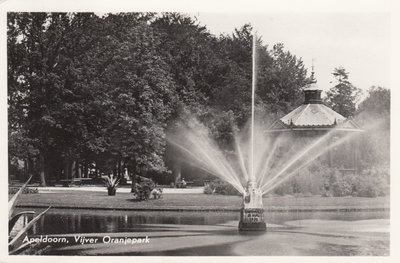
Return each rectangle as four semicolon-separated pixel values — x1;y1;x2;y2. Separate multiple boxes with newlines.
325;67;361;117
211;24;253;126
357;86;390;125
86;14;176;175
355;86;390;169
8;12;105;185
8;12;320;185
257;43;308;116
152;13;222;115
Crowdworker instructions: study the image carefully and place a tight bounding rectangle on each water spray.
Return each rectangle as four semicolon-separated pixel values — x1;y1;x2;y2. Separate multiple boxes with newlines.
238;33;267;231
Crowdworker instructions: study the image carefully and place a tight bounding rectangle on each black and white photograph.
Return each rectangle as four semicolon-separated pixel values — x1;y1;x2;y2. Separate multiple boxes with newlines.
2;0;398;260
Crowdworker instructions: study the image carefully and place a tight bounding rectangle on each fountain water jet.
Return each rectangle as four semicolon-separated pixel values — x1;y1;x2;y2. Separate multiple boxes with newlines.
168;33;364;233
168;116;362;231
238;33;266;231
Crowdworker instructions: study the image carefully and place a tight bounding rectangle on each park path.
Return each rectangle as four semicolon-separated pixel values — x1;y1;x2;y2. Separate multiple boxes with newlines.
38;186;204;194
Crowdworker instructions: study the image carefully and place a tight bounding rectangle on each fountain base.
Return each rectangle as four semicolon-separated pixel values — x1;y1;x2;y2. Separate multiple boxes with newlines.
238;181;266;231
238;207;266;231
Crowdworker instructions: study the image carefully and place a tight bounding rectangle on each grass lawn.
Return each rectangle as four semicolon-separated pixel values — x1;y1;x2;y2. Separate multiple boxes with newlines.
14;190;390;212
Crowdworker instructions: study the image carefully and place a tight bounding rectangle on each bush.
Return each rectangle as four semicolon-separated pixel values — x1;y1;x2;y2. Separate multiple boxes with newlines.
352;167;389;197
330;173;353;197
203;180;241;196
324;166;389;197
271;164;390;198
203;184;214;194
132;178;157;201
273;181;294;196
9;186;38;195
272;166;331;196
203;165;389;198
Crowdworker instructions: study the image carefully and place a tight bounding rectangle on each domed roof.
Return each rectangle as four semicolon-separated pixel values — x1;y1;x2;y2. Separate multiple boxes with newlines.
268;102;361;132
268;74;362;132
280;103;346;127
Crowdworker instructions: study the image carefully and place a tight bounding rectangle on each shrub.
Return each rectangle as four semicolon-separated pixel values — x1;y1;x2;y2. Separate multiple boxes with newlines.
352;167;389;197
132;178;157;201
9;187;39;195
214;181;240;195
150;187;163;199
272;165;333;196
203;180;241;196
324;166;389;197
203;184;214;194
269;164;389;198
330;174;353;197
273;181;294;196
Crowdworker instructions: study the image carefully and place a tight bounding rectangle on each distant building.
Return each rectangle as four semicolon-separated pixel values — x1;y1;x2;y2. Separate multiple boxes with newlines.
268;75;362;173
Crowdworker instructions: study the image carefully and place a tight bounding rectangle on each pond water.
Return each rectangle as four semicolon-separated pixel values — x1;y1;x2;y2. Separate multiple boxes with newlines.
13;208;390;256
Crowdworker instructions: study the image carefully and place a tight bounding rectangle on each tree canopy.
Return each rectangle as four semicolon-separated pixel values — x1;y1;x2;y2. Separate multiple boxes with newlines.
325;67;362;117
8;12;316;185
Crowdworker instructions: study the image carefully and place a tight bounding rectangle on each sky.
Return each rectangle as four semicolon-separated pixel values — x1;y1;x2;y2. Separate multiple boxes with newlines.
193;12;391;95
0;1;393;97
0;0;395;97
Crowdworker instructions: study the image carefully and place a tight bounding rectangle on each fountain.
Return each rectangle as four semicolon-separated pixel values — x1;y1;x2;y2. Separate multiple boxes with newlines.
169;34;362;232
239;181;266;231
238;34;266;231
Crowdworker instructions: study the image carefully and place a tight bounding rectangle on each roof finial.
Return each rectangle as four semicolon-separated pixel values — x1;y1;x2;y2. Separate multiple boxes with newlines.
310;59;316;84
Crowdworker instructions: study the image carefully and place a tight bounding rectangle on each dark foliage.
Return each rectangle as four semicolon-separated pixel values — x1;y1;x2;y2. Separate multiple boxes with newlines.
8;186;39;195
7;12;312;185
272;165;389;198
132;178;157;201
203;179;241;196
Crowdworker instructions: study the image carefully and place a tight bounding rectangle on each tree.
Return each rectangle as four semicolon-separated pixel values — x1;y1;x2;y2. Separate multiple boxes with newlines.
7;12;319;186
357;86;390;125
152;13;222;115
257;43;308;116
7;12;107;185
211;24;253;127
355;86;390;169
85;14;177;177
216;26;308;125
8;12;68;185
325;67;361;117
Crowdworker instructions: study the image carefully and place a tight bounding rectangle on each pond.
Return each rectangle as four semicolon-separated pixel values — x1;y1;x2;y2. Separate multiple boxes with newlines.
12;208;390;256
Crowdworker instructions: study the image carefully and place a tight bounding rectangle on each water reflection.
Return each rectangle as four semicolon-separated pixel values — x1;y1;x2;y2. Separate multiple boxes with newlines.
13;208;389;236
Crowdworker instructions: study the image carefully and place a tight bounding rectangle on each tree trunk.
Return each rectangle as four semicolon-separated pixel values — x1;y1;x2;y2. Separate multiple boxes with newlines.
77;162;82;178
28;158;35;181
71;160;76;179
39;154;46;186
56;167;61;182
83;163;88;178
23;159;28;181
130;160;137;193
113;161;117;178
131;175;136;193
8;155;12;180
173;162;181;186
64;159;70;179
117;160;121;179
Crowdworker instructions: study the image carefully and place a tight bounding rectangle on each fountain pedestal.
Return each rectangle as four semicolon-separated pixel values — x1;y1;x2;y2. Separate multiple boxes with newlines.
238;181;266;231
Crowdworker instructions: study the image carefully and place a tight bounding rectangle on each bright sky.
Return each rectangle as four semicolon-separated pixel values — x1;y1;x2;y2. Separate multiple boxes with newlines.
194;12;391;94
0;0;396;97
